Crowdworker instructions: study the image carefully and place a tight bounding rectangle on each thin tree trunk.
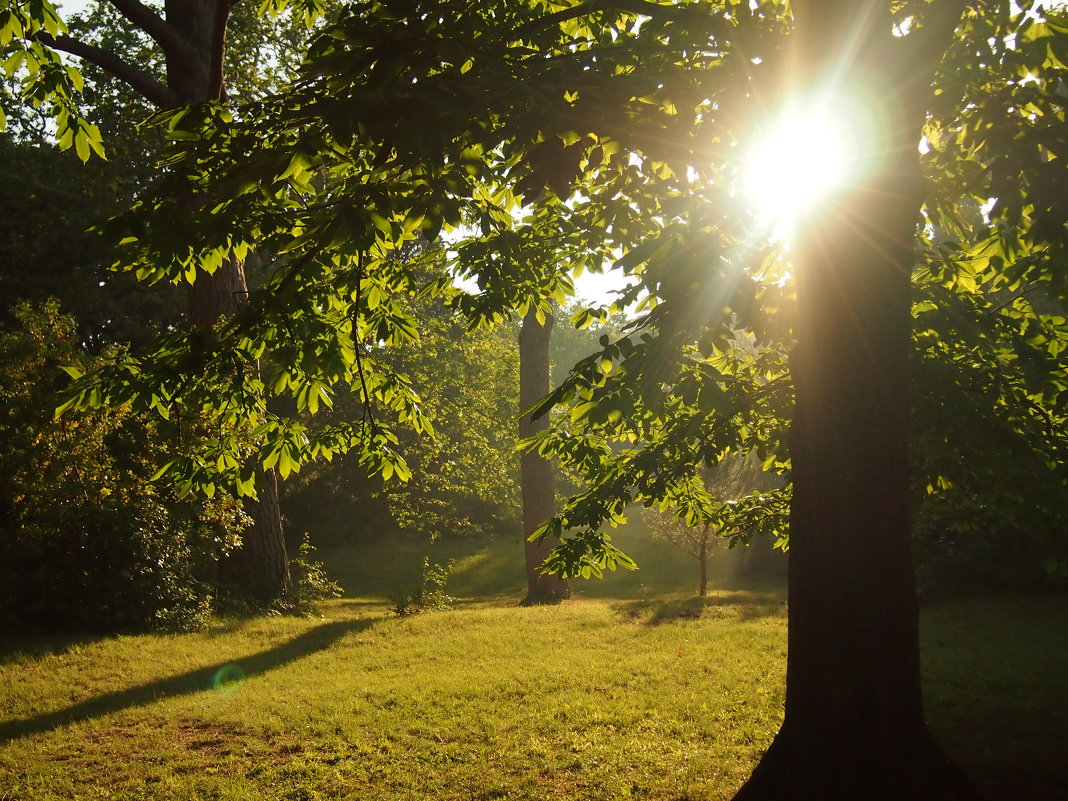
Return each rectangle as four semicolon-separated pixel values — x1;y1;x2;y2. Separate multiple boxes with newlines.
732;4;980;799
519;307;570;605
698;530;708;597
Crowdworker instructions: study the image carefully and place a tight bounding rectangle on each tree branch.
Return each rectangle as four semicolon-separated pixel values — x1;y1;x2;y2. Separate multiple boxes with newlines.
987;284;1040;315
105;0;198;64
24;178;88;202
351;251;378;429
38;32;179;107
511;0;672;40
209;0;230;100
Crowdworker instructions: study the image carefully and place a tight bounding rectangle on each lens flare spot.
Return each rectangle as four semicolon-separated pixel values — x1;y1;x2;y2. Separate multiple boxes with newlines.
212;664;246;695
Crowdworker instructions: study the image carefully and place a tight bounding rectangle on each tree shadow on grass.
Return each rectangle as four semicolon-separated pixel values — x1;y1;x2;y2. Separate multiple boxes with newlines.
613;590;787;625
0;631;107;668
0;616;380;744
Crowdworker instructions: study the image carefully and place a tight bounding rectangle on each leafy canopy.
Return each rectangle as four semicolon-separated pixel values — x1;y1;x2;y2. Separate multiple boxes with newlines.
23;0;1068;575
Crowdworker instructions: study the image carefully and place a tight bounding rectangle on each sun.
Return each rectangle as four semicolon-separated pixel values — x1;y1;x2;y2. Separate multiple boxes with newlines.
740;96;869;231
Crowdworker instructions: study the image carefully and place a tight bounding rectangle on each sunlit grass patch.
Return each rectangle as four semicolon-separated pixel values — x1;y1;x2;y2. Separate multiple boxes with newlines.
0;593;1063;800
1;600;785;800
320;518;786;606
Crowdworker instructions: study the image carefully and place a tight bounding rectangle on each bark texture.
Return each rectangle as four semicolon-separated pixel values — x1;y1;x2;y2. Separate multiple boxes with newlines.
518;307;570;605
219;467;293;605
185;250;292;606
732;4;981;799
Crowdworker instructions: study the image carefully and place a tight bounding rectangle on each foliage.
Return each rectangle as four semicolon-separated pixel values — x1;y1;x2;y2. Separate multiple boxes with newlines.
417;556;456;611
374;266;521;541
392;556;455;615
645;453;783;589
12;2;1068;587
533;325;794;578
287;533;343;609
47;0;800;582
225;2;339;104
550;300;629;387
0;132;182;349
908;252;1068;589
46;0;740;495
0;5;185;348
0;0;329;148
0;0;100;158
0;301;246;632
281;256;521;545
6;4;1068;796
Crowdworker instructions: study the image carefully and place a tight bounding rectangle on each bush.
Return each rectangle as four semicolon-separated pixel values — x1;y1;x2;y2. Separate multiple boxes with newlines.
914;490;1068;598
0;301;244;632
289;533;343;611
391;557;455;615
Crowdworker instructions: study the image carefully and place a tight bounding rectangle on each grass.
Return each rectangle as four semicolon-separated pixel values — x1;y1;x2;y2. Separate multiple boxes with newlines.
921;594;1068;800
0;531;1064;801
1;597;787;800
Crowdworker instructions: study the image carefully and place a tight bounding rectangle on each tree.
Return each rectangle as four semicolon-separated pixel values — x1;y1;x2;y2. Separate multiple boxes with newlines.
0;9;178;349
385;303;522;544
519;306;570;604
731;5;950;795
297;253;524;546
0;132;178;348
1;0;335;605
648;509;719;597
647;453;779;597
41;1;1068;797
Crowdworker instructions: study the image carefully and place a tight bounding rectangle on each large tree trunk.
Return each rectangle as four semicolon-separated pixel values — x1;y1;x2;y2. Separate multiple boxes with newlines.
185;251;292;607
518;307;570;605
167;3;292;606
219;466;293;604
732;4;979;799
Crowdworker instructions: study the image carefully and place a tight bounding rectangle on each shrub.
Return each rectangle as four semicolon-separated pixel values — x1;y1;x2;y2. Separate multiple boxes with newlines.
288;533;343;611
0;301;244;632
391;557;455;615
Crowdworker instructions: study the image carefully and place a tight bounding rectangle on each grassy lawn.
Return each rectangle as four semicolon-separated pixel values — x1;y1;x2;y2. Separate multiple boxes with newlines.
0;531;1064;800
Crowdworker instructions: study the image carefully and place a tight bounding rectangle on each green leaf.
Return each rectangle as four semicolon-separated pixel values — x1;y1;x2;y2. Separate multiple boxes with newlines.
74;130;90;162
150;461;176;482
